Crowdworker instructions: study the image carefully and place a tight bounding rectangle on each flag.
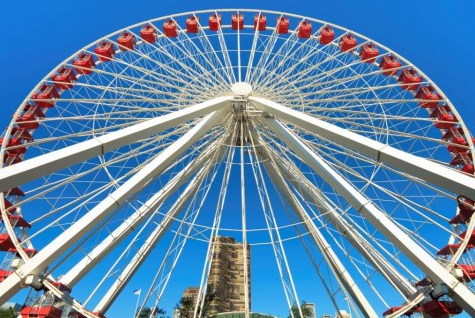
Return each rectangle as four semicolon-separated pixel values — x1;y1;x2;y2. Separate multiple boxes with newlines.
133;289;141;295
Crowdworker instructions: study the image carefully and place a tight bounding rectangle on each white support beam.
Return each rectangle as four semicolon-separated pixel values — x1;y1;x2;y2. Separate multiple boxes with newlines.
262;117;475;316
59;137;224;287
263;145;417;298
0;97;232;193
257;137;417;298
94;158;211;313
250;97;475;200
0;109;228;304
257;144;378;318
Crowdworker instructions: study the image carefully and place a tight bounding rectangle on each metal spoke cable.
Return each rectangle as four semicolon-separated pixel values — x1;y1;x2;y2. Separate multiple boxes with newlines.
247;119;304;318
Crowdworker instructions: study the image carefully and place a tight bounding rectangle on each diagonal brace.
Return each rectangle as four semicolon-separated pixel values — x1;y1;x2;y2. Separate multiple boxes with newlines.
250;96;475;200
0;109;228;304
0;97;232;192
262;116;475;317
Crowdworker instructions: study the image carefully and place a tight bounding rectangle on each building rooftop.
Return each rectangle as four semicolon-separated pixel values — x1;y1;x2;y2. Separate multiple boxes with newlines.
214;311;277;318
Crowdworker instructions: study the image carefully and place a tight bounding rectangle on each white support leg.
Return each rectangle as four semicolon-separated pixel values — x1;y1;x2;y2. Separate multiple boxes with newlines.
250;97;475;200
262;144;417;298
257;142;378;318
0;109;228;304
94;157;214;313
59;136;225;287
262;117;475;317
0;97;232;193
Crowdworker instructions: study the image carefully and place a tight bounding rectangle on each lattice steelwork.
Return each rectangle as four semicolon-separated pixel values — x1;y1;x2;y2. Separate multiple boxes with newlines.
0;9;475;318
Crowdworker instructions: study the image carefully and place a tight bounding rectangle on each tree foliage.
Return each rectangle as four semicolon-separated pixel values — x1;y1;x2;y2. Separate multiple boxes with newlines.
137;306;166;318
287;301;314;318
175;291;215;318
0;308;18;318
176;296;194;318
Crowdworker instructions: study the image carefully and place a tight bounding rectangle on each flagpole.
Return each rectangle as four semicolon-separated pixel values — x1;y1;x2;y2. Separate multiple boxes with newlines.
134;289;141;318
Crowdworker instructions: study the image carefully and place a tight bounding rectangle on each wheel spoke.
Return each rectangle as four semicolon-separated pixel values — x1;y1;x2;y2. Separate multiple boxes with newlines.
1;10;474;318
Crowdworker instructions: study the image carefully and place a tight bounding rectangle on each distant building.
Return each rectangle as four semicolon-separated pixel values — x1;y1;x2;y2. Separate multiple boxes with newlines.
176;287;201;318
182;287;200;304
215;312;276;318
1;302;21;311
173;308;181;318
207;236;251;315
334;310;350;318
303;303;316;318
320;315;331;318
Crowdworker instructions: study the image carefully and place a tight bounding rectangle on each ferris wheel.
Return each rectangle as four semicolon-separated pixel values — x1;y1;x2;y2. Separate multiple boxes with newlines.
1;8;475;318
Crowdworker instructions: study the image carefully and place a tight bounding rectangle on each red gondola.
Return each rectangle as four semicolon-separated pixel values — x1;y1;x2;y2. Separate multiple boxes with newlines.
3;154;22;165
459;264;475;280
186;16;199;33
94;42;115;61
0;215;31;228
4;186;25;196
163;20;178;37
72;54;95;75
117;32;136;51
437;243;473;256
415;86;440;108
276;17;289;34
254;15;266;31
31;85;60;108
430;106;458;129
319;26;334;45
398;70;422;91
209;14;222;31
340;34;357;52
462;164;474;174
379;55;401;75
232;14;244;31
0;138;25;155
0;198;16;213
422;300;462;317
51;68;76;90
360;43;379;63
140;25;156;43
0;234;16;251
11;127;34;142
450;196;475;224
298;21;312;39
16;105;45;130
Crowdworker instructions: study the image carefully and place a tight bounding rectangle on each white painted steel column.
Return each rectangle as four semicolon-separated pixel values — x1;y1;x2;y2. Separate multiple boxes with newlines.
258;146;378;318
239;120;251;318
264;145;417;298
0;96;232;193
94;158;213;313
0;109;229;304
263;117;475;316
250;97;475;200
59;138;224;287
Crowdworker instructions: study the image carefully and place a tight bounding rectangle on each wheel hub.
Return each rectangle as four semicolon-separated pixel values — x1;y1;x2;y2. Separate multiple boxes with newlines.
231;82;253;97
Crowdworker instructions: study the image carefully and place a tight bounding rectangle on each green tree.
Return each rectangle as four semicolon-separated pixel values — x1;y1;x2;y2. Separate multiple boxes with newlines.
287;301;313;318
199;290;215;318
175;291;215;318
0;308;18;318
175;296;194;318
137;306;166;318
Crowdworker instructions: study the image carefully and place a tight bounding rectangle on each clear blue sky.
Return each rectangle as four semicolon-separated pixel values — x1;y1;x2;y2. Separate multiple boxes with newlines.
0;0;473;133
0;1;474;318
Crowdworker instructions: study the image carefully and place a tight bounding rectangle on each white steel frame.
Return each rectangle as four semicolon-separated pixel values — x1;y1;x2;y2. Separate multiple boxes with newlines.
1;9;474;318
258;103;475;316
0;108;228;304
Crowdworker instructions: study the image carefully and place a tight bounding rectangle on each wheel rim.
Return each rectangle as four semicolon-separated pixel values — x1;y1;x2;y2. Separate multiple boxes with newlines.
0;9;474;318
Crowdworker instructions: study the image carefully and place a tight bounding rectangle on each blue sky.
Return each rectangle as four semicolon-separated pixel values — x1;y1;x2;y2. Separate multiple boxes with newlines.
0;0;473;133
1;1;474;318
